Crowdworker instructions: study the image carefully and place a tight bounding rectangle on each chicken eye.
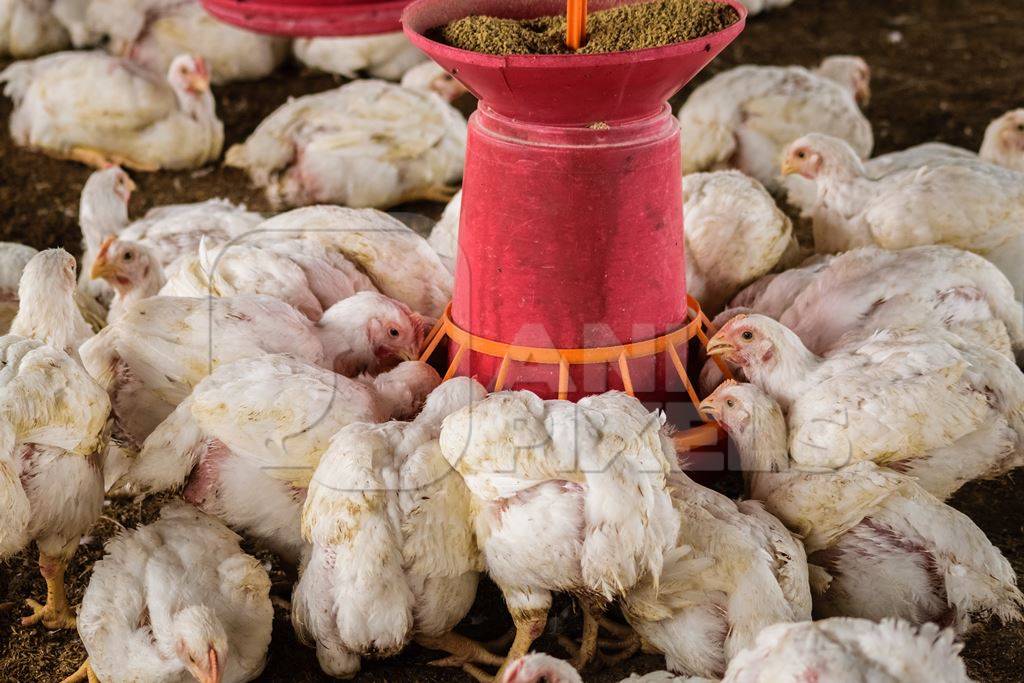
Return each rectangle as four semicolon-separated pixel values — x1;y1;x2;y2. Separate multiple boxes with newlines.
796;150;806;159
741;330;754;341
1017;123;1024;132
123;252;133;261
388;327;400;337
726;399;735;408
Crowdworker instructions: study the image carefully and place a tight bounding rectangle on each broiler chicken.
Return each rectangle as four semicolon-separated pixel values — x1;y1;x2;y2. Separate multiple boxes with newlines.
500;618;973;683
0;334;110;630
863;109;1024;177
225;80;466;209
683;171;799;314
0;242;38;332
980;108;1024;172
722;618;973;683
65;503;272;683
620;468;811;678
429;189;461;273
1;51;222;170
0;0;73;57
439;390;679;673
123;355;439;565
700;245;1024;392
10;249;94;358
706;315;1024;500
249;205;452;318
678;56;872;192
293;31;427;81
701;381;1024;632
92;236;378;323
499;653;692;682
292;378;504;678
83;0;287;83
781;134;1024;298
80;291;428;490
400;60;469;103
77;165;135;311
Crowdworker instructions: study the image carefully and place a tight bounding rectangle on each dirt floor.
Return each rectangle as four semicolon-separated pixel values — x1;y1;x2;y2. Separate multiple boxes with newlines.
2;0;1023;680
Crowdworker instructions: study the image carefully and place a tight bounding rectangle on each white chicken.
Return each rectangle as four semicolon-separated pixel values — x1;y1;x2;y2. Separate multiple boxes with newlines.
499;653;693;682
124;355;439;565
66;503;273;683
439;390;679;671
225;80;466;209
90;238;166;323
10;249;94;358
700;245;1024;395
91;236;378;323
706;315;1024;501
1;51;222;170
0;242;38;332
249;205;452;318
77;165;136;310
781;134;1024;298
683;171;798;314
721;618;973;683
81;291;428;490
292;378;503;678
0;0;73;57
620;468;811;678
678;56;872;191
429;188;461;274
83;0;288;83
863;109;1024;177
293;31;427;81
0;334;110;630
980;108;1024;172
701;381;1024;632
400;60;469;103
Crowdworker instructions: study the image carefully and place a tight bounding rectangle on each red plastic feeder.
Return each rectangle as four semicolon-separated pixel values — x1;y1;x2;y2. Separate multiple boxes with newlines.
200;0;412;36
405;0;745;415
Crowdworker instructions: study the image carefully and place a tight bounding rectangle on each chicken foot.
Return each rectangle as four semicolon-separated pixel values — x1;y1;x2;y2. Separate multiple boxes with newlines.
60;659;99;683
66;146;158;173
558;611;641;668
418;631;506;668
22;552;76;630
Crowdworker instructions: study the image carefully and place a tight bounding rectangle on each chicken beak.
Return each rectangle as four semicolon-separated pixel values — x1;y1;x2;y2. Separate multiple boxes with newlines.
705;334;736;359
90;256;118;281
780;158;800;176
187;73;210;94
398;349;419;362
698;396;721;421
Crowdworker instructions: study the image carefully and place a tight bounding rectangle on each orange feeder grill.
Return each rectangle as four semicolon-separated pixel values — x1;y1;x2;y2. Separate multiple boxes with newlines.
420;295;734;454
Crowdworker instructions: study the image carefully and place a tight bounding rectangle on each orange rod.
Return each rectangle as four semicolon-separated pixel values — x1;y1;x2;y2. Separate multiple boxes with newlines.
617;353;634;396
558;357;570;400
444;343;467;381
566;0;587;50
494;351;512;392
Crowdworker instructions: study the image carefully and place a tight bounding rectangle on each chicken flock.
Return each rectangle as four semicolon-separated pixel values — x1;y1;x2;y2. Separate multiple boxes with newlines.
0;0;1023;682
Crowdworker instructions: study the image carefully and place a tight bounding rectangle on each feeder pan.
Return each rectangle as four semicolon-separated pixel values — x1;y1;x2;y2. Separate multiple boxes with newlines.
404;0;746;404
200;0;412;36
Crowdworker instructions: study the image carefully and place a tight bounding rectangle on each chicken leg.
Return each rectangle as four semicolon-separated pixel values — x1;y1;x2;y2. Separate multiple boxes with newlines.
22;552;76;630
60;660;99;683
496;607;548;678
418;631;506;668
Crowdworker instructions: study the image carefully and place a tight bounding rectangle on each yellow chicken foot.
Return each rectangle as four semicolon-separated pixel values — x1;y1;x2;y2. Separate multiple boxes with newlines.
598;616;635;640
418;631;506;668
66;146;116;170
570;604;600;670
496;607;549;678
418;185;460;204
60;660;99;683
22;553;76;630
461;662;495;683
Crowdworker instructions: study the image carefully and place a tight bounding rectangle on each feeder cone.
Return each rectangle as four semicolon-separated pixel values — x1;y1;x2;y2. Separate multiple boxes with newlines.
405;0;745;406
200;0;414;36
